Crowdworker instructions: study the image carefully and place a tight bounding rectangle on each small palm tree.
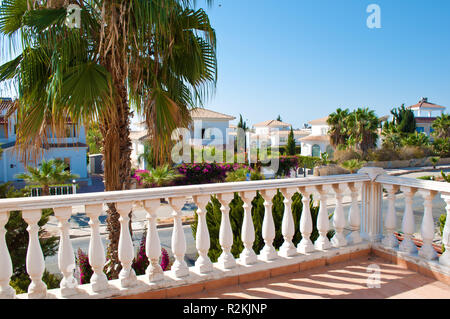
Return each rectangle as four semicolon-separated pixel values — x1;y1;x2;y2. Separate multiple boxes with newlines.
430;157;440;169
340;159;366;174
15;160;79;196
138;165;182;188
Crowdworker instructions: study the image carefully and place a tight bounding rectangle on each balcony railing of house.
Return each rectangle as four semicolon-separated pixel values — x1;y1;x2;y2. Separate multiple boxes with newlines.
0;167;449;299
29;184;77;197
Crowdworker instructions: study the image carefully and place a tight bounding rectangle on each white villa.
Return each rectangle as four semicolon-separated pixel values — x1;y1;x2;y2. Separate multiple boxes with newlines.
299;116;332;157
408;97;446;138
0;98;88;183
251;119;310;148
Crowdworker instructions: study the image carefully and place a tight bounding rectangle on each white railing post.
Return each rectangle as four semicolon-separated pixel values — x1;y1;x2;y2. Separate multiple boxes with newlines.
439;194;450;267
168;197;189;278
359;167;385;242
192;195;213;274
313;185;331;250
217;193;237;269
0;210;15;299
22;209;47;299
346;182;363;245
381;184;399;248
279;188;297;257
331;183;348;248
143;199;164;282
259;189;278;261
239;191;257;265
399;186;418;254
418;190;438;260
53;207;78;297
116;201;137;287
85;204;109;292
297;187;315;254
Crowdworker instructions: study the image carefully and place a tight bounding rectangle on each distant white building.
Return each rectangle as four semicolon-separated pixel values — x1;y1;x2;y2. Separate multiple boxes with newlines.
252;119;310;148
299;116;332;157
408;97;446;138
0;98;88;182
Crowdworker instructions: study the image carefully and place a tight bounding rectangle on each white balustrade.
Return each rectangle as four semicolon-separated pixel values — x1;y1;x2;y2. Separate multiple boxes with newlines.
168;197;189;278
439;194;450;267
53;207;78;297
399;186;418;254
279;188;297;257
217;193;237;269
116;202;137;287
314;185;331;250
346;182;362;245
381;184;399;248
259;189;278;261
192;195;213;274
85;204;109;292
239;191;257;265
331;184;347;248
418;190;438;260
143;199;164;282
0;210;15;299
297;187;315;254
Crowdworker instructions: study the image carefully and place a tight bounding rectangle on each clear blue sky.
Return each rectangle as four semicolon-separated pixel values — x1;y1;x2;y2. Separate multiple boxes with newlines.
198;0;450;128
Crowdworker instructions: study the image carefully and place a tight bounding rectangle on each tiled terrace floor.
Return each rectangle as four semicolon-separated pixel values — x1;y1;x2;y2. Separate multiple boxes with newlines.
175;256;450;299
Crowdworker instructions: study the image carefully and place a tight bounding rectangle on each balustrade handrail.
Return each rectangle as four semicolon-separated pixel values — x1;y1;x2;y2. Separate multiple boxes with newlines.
0;173;371;210
376;174;450;194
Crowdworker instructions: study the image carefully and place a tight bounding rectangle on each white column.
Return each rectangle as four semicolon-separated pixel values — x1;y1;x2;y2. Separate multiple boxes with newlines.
297;187;315;254
331;183;348;248
0;210;15;299
381;184;400;248
399;186;418;254
22;209;47;299
53;207;78;297
418;190;438;260
346;182;363;245
168;197;189;278
217;193;237;269
439;194;450;266
143;199;164;282
259;189;278;261
279;188;297;257
192;195;213;274
314;185;331;250
85;204;108;292
116;201;137;287
239;191;257;265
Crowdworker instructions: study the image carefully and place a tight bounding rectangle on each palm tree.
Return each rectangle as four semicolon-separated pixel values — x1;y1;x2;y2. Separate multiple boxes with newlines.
346;108;379;157
0;0;216;276
340;159;366;174
431;114;450;139
15;159;79;196
137;164;182;187
327;108;350;148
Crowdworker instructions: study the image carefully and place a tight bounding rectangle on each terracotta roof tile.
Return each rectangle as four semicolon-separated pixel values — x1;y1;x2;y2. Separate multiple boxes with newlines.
190;108;235;120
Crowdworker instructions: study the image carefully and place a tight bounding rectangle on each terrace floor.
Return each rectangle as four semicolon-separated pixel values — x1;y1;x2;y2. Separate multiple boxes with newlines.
173;255;450;299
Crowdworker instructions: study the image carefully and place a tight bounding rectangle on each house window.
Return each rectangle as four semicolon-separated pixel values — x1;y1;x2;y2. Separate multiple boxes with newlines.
65;125;77;138
56;157;71;171
416;127;425;133
312;144;321;157
201;128;206;139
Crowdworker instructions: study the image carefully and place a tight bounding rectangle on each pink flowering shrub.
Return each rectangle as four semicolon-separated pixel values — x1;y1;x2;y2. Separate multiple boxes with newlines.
175;162;249;185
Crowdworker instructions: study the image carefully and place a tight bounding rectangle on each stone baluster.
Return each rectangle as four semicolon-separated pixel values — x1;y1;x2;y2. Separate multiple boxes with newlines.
297;187;315;254
381;184;399;248
53;207;78;297
0;210;15;299
192;195;213;274
418;190;438;260
117;202;137;287
331;184;348;248
239;191;257;265
168;197;189;278
314;185;331;250
143;199;164;282
346;182;362;245
259;189;278;261
439;194;450;266
217;193;237;269
22;209;47;298
399;186;418;254
279;188;297;257
85;204;108;292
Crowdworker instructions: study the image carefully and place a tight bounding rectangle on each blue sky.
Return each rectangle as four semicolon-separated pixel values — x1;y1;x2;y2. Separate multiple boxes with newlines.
198;0;450;128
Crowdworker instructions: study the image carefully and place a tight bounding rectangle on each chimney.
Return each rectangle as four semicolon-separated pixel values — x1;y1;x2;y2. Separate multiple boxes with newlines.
420;97;428;103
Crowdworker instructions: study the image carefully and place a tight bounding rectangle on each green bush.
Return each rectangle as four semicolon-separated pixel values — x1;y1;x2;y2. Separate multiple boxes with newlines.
432;138;450;158
398;146;427;160
191;192;334;262
368;147;400;162
333;149;362;164
440;214;446;253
